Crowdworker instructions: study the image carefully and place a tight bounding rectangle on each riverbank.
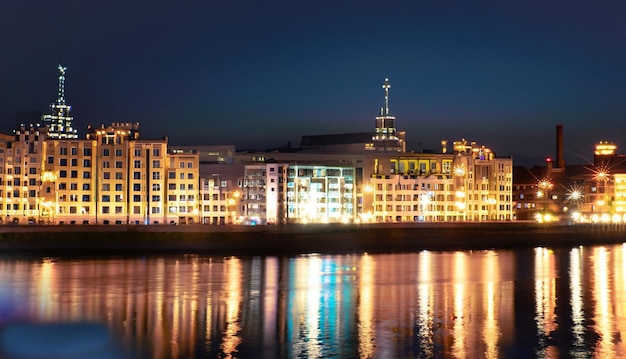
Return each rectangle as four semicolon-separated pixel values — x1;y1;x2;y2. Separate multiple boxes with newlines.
0;222;624;256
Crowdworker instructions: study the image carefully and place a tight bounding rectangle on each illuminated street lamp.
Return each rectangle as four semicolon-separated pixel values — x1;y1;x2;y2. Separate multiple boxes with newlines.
537;178;554;211
420;194;431;222
487;197;496;220
361;183;374;223
40;171;57;224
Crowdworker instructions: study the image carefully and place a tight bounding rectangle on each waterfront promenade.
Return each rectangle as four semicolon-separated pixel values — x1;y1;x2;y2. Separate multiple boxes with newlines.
0;222;625;256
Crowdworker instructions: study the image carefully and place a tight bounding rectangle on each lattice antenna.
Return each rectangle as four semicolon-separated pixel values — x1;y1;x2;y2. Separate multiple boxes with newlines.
382;78;391;115
57;64;67;105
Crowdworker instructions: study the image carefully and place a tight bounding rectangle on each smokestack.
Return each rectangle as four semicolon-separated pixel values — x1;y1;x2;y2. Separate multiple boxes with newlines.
556;124;564;169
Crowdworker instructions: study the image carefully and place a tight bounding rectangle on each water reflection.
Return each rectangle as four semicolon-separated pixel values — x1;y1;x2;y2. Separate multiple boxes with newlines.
1;244;626;358
534;247;557;357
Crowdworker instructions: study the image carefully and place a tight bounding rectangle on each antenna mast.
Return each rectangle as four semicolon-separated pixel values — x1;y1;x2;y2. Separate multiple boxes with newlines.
57;64;67;105
382;78;391;115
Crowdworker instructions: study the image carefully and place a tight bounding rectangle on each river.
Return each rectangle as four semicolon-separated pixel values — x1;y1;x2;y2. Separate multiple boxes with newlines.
1;244;625;358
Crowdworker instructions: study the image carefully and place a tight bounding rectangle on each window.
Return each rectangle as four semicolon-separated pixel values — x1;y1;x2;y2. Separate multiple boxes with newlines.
102;195;110;202
179;162;185;169
188;173;194;179
188;195;195;201
179;173;185;180
102;206;110;214
187;184;194;190
115;172;123;180
70;183;78;190
14;167;21;175
168;172;176;179
169;183;176;190
115;195;123;202
83;183;90;190
82;195;90;202
59;183;67;190
133;195;141;202
152;172;161;180
59;158;67;166
28;190;36;198
152;148;160;157
152;183;160;191
133;206;141;214
151;206;161;214
133;183;141;191
168;195;176;201
134;149;141;157
83;159;91;167
115;161;123;168
115;149;123;157
103;161;110;168
103;172;110;180
115;206;123;214
29;178;36;186
83;171;90;179
69;194;78;202
70;170;77;178
134;172;141;180
59;170;67;178
102;149;110;156
180;195;186;201
134;160;141;168
115;184;122;191
60;148;68;155
152;195;161;202
187;162;193;168
83;148;91;156
152;160;160;168
180;184;185;190
71;159;77;166
69;206;77;214
71;147;78;156
47;156;54;164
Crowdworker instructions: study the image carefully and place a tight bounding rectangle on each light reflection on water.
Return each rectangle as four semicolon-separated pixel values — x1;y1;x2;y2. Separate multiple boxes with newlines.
1;245;626;358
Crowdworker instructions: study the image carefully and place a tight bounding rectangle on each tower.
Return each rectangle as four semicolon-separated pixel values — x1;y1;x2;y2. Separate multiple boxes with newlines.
370;78;404;152
556;124;564;169
42;64;78;139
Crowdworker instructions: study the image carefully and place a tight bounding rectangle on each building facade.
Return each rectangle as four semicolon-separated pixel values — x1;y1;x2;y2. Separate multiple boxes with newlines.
363;140;513;223
0;123;201;225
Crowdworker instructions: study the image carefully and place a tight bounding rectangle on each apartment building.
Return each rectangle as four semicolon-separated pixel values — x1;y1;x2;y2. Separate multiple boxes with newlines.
362;140;513;222
0;123;201;225
166;150;200;224
0;126;45;224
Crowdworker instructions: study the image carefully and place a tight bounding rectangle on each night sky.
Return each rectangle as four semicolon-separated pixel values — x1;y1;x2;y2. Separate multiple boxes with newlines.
3;1;626;166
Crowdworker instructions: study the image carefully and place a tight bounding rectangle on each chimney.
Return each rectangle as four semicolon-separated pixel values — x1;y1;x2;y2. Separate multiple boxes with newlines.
556;124;565;169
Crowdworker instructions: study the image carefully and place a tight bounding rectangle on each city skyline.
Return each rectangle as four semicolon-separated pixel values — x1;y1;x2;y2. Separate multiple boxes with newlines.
3;1;626;166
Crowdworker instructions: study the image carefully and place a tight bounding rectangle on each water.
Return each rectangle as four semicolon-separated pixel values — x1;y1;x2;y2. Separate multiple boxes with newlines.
1;245;626;358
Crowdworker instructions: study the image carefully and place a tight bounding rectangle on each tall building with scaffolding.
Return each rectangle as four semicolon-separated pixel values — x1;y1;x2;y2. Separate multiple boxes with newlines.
42;65;78;139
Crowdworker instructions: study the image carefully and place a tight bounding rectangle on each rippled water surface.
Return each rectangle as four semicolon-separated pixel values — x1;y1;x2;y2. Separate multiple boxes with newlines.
1;244;626;358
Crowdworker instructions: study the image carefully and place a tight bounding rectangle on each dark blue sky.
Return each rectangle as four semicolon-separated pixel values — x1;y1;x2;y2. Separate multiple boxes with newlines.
2;1;626;166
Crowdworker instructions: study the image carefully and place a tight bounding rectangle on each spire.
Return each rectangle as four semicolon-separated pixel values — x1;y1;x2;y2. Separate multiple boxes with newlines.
43;64;77;139
57;64;67;105
382;78;391;115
